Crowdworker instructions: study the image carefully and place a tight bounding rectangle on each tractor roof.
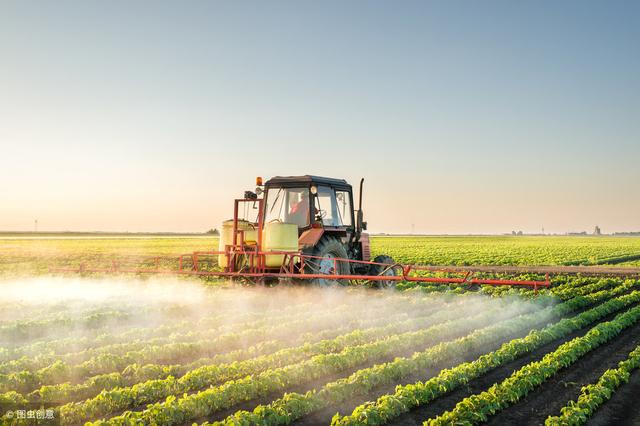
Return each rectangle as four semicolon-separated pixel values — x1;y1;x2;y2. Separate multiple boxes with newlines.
265;175;351;189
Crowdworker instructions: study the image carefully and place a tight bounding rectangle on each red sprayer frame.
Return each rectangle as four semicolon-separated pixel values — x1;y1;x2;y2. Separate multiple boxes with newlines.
50;198;551;290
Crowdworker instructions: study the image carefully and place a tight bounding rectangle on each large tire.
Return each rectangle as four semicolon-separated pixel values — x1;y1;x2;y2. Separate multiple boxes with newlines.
306;236;351;286
369;255;397;289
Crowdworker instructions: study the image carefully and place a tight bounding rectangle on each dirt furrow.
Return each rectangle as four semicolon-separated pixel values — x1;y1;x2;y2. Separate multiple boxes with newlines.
484;317;640;426
588;366;640;425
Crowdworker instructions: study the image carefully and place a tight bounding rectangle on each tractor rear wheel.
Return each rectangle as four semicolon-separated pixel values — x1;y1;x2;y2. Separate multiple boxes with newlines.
306;236;351;286
369;255;398;289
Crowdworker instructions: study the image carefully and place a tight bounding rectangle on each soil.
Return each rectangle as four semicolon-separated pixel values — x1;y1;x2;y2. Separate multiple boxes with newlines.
482;318;640;425
293;304;636;426
586;365;640;425
294;328;546;426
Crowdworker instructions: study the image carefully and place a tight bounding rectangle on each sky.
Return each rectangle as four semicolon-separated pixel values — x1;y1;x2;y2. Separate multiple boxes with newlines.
1;1;639;234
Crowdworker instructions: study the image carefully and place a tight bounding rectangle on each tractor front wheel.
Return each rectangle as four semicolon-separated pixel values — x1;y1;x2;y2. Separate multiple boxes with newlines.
306;236;351;286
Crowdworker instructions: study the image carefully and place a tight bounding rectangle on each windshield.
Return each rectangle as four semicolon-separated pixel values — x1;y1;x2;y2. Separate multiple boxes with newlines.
264;187;310;227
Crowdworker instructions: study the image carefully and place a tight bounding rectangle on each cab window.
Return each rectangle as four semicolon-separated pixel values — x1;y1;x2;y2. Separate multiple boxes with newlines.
264;187;310;227
335;190;352;226
314;186;340;226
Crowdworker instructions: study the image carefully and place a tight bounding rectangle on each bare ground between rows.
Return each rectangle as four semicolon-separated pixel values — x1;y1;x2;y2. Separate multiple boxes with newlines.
287;301;621;426
291;336;514;426
588;365;640;425
378;303;638;426
292;303;613;426
484;316;640;426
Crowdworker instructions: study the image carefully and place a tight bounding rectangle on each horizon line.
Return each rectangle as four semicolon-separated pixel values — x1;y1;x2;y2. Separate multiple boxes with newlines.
1;230;639;237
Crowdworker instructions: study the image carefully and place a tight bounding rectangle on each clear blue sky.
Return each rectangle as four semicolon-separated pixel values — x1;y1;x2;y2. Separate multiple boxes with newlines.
1;1;638;233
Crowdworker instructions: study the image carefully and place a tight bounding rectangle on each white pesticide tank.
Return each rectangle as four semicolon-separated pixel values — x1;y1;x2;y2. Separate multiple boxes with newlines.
262;222;298;268
218;219;256;267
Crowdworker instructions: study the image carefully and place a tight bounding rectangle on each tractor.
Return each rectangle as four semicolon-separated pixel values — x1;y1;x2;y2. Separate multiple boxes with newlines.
218;175;397;287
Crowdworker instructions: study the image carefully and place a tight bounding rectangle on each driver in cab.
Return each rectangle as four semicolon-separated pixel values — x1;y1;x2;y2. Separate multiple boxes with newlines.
288;192;310;226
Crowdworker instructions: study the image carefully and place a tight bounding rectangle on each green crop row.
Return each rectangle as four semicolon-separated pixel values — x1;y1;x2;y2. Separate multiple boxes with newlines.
0;303;355;392
545;344;640;425
0;300;316;364
56;310;461;424
85;301;531;426
396;275;617;302
549;278;618;300
477;277;615;301
331;280;639;426
0;290;451;369
0;291;469;395
1;299;388;383
220;280;626;426
0;303;142;329
30;310;416;406
216;308;555;426
36;297;480;403
0;300;323;373
0;310;133;345
426;301;640;425
0;301;218;349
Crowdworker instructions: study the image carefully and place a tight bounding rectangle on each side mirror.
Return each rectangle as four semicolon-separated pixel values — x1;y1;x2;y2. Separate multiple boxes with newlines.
362;221;367;230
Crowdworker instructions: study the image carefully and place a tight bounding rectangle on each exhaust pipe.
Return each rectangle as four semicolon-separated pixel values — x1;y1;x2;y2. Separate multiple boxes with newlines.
356;178;366;239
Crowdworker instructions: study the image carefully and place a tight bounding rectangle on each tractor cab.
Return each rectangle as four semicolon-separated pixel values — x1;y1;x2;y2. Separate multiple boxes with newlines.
255;175;371;276
262;175;355;233
217;175;374;281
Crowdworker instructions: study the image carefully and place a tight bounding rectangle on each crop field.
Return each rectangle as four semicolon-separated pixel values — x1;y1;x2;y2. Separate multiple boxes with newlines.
3;234;640;277
2;235;640;425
